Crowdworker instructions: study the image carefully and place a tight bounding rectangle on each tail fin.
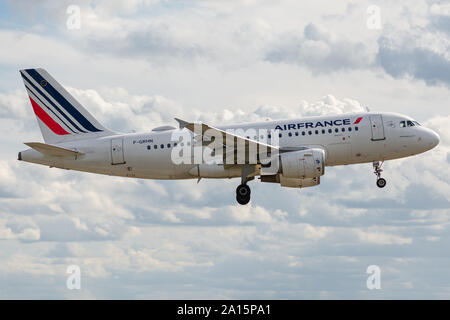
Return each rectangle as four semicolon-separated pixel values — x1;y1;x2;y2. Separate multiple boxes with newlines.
20;68;115;144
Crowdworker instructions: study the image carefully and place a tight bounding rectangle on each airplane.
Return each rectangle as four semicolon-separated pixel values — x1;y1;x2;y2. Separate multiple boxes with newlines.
18;68;440;205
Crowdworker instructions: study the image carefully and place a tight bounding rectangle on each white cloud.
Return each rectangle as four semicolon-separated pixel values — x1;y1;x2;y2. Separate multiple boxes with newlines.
266;23;376;72
356;229;413;245
0;89;29;119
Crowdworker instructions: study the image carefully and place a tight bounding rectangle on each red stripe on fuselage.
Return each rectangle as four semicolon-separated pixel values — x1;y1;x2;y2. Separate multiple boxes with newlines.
354;117;363;124
29;96;70;135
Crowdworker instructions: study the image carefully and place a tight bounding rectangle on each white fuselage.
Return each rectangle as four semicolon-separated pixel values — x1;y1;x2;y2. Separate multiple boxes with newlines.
19;112;440;181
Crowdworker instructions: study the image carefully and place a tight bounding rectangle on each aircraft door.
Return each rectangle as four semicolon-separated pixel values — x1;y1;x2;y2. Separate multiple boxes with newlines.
111;138;126;165
370;115;385;141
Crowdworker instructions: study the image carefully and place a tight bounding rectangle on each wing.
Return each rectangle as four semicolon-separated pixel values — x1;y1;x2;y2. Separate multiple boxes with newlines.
175;118;279;166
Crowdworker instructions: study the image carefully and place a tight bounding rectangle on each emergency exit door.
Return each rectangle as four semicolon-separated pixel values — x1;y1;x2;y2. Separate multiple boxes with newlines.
111;138;125;165
370;115;385;141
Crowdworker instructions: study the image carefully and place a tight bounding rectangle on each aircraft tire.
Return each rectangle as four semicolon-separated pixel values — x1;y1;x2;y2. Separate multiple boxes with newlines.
236;184;251;205
376;178;387;188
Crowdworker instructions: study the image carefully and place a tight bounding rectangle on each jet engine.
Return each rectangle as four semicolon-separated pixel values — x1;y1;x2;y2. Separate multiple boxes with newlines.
280;148;325;179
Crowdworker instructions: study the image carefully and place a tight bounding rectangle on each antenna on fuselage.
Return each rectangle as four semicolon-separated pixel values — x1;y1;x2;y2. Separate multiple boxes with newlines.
365;106;371;112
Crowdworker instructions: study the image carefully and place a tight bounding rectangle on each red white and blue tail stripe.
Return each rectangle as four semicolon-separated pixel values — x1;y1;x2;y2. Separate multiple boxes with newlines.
20;68;113;144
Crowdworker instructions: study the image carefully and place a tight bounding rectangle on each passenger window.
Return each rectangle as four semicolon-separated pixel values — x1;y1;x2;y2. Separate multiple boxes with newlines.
302;132;306;136
174;142;177;147
160;144;164;149
279;133;282;138
154;145;158;149
348;127;352;132
308;131;312;135
322;130;325;134
355;127;359;131
328;129;332;134
342;128;345;132
167;143;171;148
147;145;151;150
288;132;292;137
295;132;299;136
335;128;339;133
315;130;318;135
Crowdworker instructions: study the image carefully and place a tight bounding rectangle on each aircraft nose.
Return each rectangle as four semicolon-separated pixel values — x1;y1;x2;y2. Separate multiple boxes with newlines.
426;129;440;149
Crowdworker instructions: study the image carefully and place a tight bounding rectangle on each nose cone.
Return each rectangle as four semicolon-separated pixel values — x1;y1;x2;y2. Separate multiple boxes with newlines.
426;130;440;150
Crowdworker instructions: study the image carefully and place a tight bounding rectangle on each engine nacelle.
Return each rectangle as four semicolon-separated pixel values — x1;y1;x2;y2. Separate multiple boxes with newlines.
260;174;321;188
280;148;325;179
279;175;320;188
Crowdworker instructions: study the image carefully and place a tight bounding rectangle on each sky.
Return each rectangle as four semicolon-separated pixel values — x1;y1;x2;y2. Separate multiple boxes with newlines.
0;0;449;299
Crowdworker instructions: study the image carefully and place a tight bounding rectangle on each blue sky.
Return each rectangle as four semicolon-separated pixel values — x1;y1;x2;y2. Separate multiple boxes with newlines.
0;0;449;299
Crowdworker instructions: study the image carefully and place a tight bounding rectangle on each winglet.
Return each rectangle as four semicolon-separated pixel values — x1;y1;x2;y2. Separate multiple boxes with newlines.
174;118;189;129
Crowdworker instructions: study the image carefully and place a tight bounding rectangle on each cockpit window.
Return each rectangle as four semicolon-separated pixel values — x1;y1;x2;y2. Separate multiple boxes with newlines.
400;120;420;128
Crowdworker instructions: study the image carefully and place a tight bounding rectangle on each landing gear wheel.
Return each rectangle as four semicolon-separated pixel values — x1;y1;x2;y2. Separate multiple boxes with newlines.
236;184;251;205
376;178;387;188
373;161;386;189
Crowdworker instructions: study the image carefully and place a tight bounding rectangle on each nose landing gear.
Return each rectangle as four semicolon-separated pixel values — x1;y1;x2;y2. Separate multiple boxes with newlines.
376;177;387;188
373;161;386;188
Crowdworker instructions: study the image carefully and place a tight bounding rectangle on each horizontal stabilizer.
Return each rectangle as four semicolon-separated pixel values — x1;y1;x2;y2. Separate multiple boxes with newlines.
24;142;83;157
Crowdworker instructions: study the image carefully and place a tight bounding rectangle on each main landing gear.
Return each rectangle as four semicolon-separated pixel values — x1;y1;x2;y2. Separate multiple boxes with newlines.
236;184;251;205
373;161;387;188
236;165;255;205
